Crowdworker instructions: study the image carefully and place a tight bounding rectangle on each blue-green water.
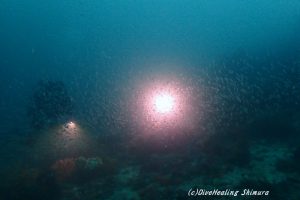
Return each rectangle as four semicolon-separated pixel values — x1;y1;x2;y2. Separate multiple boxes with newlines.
0;1;300;199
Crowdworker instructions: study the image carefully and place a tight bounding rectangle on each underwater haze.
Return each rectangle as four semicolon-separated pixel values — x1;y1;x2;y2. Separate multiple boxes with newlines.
0;1;300;200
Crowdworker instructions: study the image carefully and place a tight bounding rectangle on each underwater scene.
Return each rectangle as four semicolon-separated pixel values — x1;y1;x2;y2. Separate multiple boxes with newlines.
0;1;300;199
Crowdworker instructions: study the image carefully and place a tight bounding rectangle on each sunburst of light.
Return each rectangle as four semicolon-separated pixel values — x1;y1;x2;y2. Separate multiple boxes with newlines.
130;76;201;136
153;92;175;114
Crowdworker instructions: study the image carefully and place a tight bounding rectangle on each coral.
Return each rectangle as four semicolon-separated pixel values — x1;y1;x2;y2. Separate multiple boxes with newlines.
85;157;104;170
51;156;105;182
51;158;76;181
215;143;294;187
116;166;140;184
107;188;140;200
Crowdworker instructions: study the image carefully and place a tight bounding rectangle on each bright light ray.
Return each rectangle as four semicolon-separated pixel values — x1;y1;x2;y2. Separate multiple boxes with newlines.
154;92;175;114
130;77;199;135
